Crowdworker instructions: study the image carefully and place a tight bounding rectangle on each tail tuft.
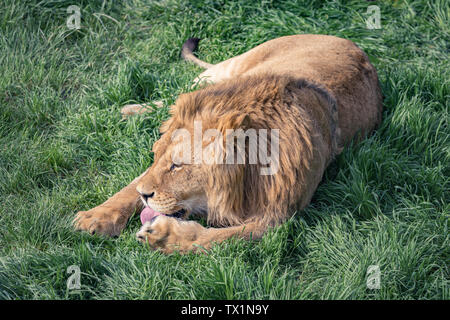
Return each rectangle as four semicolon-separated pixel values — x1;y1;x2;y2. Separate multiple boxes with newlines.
181;38;201;58
180;37;213;69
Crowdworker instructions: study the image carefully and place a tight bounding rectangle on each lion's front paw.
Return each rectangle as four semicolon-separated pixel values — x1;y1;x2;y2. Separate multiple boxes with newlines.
73;206;128;237
136;215;206;253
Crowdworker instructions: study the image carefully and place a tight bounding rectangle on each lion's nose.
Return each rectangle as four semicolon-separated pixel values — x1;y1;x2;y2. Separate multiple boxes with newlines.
141;191;155;204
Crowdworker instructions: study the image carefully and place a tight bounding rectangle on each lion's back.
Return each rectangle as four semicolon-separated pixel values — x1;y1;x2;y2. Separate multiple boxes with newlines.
238;34;383;147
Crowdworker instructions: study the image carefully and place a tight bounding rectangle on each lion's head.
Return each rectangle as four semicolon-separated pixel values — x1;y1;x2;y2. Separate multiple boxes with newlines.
136;124;209;220
137;75;335;227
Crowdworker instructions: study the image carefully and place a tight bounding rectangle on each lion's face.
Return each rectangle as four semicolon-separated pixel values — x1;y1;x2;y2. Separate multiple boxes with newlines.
136;126;209;219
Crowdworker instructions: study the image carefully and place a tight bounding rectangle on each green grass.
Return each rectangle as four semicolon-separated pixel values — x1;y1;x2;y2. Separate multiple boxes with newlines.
0;0;448;300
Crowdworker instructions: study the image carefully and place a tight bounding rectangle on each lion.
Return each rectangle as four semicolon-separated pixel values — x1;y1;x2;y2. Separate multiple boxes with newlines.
74;34;383;253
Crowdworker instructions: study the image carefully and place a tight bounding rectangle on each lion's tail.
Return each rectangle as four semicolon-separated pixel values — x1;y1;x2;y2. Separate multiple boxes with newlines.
180;38;214;69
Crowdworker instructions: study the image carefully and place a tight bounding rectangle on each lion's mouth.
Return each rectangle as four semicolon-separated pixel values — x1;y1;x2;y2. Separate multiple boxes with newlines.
166;208;186;218
140;206;186;225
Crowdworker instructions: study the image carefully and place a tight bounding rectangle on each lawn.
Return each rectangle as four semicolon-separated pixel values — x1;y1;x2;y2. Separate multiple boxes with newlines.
0;0;448;300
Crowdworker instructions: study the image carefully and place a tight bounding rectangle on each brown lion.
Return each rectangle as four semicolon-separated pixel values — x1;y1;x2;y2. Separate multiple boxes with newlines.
74;34;383;253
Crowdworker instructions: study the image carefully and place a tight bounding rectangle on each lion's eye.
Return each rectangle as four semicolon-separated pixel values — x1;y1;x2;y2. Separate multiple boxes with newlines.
169;163;181;171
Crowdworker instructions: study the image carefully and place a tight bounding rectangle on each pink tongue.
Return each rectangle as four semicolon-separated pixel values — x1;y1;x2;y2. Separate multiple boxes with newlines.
140;207;162;225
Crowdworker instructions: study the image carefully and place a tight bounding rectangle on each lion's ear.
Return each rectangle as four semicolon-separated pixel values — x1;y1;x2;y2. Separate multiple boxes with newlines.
218;113;251;134
240;114;251;128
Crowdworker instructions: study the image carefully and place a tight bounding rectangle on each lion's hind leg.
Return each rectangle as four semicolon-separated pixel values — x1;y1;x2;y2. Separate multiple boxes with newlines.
120;100;164;119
